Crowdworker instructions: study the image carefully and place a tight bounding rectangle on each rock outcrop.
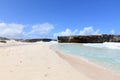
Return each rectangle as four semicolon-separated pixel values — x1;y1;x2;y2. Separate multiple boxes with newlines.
0;37;10;43
0;40;7;43
58;34;120;43
20;38;57;43
0;37;10;40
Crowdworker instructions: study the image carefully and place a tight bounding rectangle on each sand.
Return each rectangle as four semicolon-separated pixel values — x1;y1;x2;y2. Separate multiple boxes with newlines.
0;41;92;80
1;41;120;80
56;49;120;80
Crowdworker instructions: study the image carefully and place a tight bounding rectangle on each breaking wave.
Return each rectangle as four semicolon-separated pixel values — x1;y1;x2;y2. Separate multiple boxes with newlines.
83;42;120;50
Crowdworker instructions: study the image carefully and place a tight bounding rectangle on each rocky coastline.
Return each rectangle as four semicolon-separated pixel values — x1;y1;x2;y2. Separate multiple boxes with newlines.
58;34;120;43
0;37;57;43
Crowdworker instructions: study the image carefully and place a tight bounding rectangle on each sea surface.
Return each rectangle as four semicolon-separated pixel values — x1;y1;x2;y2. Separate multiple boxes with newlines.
57;42;120;73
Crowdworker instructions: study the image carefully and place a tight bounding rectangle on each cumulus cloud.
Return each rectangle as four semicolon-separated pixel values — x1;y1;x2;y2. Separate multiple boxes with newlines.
28;23;54;38
54;26;101;37
79;27;100;35
1;22;115;39
0;22;54;38
30;23;54;34
0;23;24;38
54;28;78;37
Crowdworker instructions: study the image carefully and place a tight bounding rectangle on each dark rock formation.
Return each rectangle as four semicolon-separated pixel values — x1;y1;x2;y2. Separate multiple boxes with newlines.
58;34;120;43
0;40;7;43
0;37;10;43
21;38;57;43
0;37;57;43
0;37;10;40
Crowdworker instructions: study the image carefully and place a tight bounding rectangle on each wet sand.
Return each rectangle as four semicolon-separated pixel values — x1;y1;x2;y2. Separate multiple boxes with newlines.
55;47;120;80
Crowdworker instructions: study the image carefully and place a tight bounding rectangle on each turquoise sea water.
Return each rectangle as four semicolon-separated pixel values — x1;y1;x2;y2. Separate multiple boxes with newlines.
57;43;120;73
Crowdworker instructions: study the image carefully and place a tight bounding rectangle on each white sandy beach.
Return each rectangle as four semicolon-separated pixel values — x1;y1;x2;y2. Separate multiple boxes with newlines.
0;40;120;80
0;41;92;80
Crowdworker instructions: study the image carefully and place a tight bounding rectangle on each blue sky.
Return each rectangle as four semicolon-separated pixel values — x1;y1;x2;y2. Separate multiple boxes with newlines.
0;0;120;39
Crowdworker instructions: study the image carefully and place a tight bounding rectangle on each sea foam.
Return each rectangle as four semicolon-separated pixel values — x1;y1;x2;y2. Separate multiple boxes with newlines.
83;42;120;50
58;43;120;73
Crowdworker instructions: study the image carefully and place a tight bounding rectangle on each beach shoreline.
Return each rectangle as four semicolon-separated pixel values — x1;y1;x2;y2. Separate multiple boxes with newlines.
54;43;120;80
0;40;120;80
0;41;92;80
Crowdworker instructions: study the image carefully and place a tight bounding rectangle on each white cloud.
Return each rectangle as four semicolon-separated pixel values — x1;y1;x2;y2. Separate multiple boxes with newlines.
28;23;54;38
0;22;54;38
79;26;100;35
0;23;24;38
1;22;115;39
110;30;115;34
54;26;101;37
31;23;54;34
54;28;78;37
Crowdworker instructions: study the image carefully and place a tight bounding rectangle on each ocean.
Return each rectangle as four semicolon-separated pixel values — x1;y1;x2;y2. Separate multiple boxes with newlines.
57;42;120;73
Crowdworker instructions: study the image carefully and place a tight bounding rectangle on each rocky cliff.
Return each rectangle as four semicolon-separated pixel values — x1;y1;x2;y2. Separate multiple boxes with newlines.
58;34;120;43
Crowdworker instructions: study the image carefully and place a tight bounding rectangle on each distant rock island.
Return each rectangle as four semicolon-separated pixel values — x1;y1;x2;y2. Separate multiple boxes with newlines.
20;38;57;42
0;37;57;43
58;34;120;43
